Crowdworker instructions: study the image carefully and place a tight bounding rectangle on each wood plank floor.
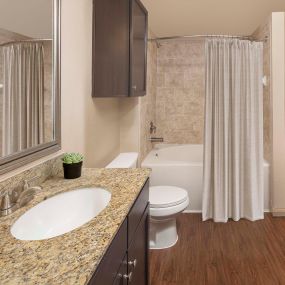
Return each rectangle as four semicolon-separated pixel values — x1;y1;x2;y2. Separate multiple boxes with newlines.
150;213;285;285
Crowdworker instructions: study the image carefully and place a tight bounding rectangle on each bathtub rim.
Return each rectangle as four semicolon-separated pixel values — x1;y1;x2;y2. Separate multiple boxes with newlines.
142;144;270;168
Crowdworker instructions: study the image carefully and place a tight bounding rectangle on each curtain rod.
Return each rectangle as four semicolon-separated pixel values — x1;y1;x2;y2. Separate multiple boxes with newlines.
148;35;268;47
0;39;52;47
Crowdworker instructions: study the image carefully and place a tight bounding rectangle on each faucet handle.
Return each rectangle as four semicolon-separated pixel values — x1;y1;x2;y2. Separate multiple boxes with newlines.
150;121;157;135
0;190;16;211
23;175;41;190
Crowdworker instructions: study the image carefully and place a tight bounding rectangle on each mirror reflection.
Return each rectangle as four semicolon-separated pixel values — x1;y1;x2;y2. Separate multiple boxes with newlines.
0;0;54;157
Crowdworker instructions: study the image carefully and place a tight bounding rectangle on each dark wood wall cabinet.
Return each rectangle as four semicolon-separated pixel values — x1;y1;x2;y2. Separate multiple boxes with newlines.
88;179;149;285
92;0;148;97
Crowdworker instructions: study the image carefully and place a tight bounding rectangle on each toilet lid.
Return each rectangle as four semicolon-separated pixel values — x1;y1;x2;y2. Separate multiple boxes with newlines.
149;186;188;208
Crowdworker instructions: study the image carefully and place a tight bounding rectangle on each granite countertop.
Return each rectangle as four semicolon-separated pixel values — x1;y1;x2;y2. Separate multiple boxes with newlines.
0;168;150;285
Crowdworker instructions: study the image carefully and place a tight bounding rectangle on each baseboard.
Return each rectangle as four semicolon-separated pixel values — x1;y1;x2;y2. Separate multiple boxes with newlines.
183;210;271;214
183;210;202;213
272;208;285;217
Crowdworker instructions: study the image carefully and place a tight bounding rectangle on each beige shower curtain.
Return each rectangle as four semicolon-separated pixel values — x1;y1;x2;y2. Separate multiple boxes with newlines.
202;39;264;222
2;42;45;156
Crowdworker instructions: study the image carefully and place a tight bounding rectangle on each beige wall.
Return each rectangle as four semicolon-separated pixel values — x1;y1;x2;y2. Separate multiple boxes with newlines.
0;0;52;38
119;98;140;154
118;31;158;164
271;12;285;215
155;39;205;144
61;0;120;168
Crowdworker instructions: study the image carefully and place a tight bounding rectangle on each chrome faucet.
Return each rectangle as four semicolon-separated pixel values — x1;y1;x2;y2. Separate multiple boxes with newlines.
150;121;157;135
0;190;17;216
0;176;42;217
149;137;164;143
149;122;164;143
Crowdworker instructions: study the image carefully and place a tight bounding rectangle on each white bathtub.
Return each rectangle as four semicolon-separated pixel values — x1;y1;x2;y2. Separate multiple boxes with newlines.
141;144;270;212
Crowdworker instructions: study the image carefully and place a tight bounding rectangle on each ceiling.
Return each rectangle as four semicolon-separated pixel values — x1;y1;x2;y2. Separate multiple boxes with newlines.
0;0;52;39
141;0;285;38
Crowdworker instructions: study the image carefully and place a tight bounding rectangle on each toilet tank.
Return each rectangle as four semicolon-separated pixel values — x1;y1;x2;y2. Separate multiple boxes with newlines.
105;153;138;168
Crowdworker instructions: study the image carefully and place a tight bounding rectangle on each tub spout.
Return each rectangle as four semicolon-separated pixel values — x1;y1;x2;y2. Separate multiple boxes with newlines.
149;137;164;143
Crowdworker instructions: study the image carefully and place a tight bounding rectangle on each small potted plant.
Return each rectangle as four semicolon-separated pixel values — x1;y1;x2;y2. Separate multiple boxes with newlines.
62;153;84;179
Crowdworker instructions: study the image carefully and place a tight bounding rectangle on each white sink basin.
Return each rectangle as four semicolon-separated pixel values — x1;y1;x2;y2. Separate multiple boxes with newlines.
11;188;111;241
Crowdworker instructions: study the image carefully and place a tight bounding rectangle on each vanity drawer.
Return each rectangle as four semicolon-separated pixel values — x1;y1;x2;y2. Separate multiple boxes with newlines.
128;179;149;246
89;219;127;285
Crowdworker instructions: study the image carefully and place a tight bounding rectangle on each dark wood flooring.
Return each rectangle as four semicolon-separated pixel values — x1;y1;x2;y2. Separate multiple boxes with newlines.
150;213;285;285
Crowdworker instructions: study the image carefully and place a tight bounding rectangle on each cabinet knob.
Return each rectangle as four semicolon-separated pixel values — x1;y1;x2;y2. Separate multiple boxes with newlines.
123;272;133;282
128;259;137;268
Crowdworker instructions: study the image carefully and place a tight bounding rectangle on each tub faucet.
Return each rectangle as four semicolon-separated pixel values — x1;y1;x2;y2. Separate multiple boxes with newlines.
150;121;157;134
0;176;42;217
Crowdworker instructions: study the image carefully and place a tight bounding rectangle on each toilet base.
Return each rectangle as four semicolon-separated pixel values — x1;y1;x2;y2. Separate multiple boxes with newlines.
149;217;178;249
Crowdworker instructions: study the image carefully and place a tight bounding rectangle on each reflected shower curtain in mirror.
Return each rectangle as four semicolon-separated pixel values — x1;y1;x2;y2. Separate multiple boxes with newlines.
2;43;45;156
202;39;264;222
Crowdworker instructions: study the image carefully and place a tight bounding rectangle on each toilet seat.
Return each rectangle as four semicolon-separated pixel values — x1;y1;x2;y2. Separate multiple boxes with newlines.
150;186;188;208
150;196;189;218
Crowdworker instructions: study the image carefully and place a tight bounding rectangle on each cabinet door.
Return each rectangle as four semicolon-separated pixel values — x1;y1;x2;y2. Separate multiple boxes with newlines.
88;220;127;285
93;0;130;97
128;179;149;247
130;0;148;96
127;205;149;285
113;256;128;285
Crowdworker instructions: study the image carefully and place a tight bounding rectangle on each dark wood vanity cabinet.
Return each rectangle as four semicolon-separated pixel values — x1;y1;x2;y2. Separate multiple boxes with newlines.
88;180;149;285
130;0;148;97
127;206;149;285
113;255;128;285
92;0;148;97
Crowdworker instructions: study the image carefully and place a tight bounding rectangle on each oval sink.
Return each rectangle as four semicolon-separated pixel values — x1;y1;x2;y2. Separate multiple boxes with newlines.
11;188;111;241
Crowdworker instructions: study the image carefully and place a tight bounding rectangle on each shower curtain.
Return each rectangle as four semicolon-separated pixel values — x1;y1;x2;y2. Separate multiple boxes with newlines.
1;42;45;156
202;39;264;222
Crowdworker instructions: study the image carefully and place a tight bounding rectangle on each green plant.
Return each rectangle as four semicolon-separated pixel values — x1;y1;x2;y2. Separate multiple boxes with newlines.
62;153;83;164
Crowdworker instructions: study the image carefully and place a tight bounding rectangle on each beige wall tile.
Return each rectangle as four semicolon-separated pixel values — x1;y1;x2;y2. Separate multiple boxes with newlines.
155;39;205;145
252;17;272;162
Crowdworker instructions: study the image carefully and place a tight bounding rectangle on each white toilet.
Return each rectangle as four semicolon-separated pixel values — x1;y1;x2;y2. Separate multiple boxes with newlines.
106;153;189;250
149;186;189;249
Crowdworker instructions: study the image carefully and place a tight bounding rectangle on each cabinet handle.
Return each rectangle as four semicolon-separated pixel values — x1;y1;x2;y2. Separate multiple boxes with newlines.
123;272;133;282
132;85;137;90
117;273;123;281
128;259;137;268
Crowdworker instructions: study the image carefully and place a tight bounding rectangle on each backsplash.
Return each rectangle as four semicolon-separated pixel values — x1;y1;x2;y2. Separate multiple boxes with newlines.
155;39;205;144
0;155;63;195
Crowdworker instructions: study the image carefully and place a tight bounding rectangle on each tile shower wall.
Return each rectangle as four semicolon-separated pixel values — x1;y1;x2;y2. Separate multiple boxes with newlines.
155;40;205;144
43;41;53;143
139;34;157;162
0;52;3;157
252;18;272;162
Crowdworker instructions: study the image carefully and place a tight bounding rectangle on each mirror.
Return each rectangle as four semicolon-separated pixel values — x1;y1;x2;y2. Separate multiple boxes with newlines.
0;0;60;174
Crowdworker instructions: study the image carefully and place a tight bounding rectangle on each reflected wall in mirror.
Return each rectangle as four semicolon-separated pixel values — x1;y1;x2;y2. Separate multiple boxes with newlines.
0;0;60;174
